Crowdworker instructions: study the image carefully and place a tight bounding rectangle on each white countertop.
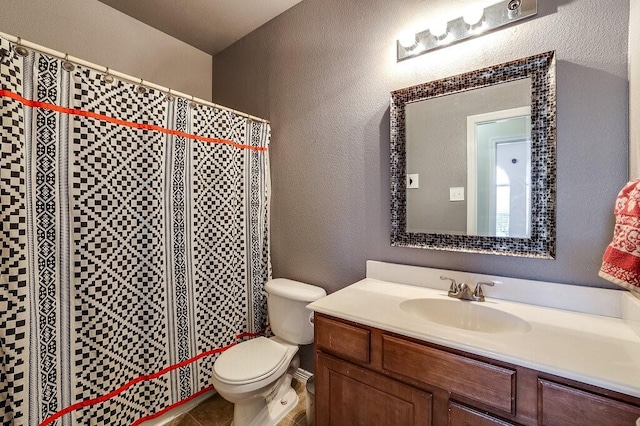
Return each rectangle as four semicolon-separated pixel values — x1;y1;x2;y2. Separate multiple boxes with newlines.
308;276;640;398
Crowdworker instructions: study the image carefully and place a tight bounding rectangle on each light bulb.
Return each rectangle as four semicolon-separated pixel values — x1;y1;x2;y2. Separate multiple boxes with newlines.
463;5;484;26
398;32;418;49
430;22;448;39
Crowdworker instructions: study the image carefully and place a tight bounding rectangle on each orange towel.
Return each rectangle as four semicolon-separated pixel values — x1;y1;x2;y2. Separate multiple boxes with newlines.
599;179;640;292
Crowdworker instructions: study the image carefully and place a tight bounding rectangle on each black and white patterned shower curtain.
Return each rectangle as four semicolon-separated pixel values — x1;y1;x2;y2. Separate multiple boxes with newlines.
0;37;271;425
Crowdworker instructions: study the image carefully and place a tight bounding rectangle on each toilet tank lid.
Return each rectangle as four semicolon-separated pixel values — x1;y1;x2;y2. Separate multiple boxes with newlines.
266;278;327;302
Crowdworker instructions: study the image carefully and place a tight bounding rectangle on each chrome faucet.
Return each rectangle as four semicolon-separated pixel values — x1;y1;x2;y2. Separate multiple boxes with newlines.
440;276;497;302
472;281;497;302
440;276;458;297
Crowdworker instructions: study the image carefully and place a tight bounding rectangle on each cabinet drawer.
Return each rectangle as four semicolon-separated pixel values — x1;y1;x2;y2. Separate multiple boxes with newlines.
538;379;640;426
315;315;370;364
382;334;515;414
449;402;514;426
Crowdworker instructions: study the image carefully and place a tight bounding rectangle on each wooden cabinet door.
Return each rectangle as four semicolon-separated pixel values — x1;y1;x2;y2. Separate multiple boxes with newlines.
449;402;515;426
316;353;432;426
539;379;640;426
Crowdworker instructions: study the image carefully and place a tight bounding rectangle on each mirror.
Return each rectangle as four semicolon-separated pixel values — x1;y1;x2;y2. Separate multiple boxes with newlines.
406;79;532;237
390;52;556;258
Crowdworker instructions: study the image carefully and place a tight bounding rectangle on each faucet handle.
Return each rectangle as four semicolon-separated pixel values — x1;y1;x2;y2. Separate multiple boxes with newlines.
440;275;458;295
473;281;498;301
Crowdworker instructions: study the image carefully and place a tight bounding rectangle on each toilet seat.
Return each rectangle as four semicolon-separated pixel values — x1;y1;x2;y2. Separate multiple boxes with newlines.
214;337;288;384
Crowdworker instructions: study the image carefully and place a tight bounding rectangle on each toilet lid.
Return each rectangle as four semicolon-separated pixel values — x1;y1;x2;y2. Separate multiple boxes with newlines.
214;337;288;384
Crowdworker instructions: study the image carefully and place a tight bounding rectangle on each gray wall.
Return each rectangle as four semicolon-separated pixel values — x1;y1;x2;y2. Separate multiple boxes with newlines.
631;0;640;179
213;0;629;297
0;0;212;100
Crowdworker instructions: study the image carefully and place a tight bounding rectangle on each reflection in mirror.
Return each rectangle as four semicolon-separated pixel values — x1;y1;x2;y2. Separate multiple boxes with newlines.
468;107;531;238
391;52;556;258
406;79;532;237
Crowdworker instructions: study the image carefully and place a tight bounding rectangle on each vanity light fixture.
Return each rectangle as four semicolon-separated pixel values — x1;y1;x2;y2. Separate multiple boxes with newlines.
430;22;449;42
508;0;522;19
463;5;485;32
397;0;537;61
398;32;418;50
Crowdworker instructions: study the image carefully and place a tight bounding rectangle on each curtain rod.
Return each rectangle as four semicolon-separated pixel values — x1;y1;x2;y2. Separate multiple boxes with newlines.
0;31;270;124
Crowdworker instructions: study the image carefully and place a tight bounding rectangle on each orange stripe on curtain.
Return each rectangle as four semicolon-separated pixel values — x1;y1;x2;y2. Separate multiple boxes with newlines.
39;331;262;426
0;89;267;152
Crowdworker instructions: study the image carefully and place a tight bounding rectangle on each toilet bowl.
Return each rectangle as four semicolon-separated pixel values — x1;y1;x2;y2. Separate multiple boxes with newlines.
211;279;326;426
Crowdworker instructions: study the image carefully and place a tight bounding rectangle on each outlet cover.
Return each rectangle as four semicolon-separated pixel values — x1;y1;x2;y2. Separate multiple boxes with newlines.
407;174;419;189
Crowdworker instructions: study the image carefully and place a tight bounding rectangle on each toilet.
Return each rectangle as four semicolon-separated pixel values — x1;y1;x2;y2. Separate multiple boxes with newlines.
211;278;326;426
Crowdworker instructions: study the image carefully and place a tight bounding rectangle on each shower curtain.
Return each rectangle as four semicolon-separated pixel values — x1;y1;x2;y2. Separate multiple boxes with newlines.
0;37;271;425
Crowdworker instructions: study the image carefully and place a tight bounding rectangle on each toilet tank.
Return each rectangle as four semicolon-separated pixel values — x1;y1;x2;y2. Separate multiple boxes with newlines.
265;278;326;345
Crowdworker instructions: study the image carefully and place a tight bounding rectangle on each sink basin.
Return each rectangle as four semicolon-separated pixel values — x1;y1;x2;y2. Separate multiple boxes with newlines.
399;298;531;334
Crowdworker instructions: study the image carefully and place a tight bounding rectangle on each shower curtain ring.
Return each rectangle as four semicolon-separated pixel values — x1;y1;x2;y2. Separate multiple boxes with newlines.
14;37;29;57
103;67;114;84
62;53;75;72
189;95;198;109
137;78;147;94
165;88;175;102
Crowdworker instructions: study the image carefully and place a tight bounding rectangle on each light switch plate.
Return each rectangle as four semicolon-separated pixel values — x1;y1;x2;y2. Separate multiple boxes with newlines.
450;187;464;201
407;174;419;189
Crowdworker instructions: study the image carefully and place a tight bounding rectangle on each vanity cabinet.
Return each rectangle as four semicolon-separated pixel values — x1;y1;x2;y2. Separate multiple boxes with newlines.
314;313;640;426
316;353;432;425
448;402;513;426
538;379;640;426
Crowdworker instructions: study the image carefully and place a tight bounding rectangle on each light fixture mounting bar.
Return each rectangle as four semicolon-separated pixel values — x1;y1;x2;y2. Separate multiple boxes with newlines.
397;0;537;61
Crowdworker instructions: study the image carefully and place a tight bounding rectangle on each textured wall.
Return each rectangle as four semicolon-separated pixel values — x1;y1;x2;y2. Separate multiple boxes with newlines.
0;0;212;100
631;0;640;179
213;0;629;295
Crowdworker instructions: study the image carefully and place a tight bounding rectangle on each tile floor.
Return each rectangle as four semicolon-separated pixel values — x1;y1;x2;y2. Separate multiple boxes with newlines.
166;378;309;426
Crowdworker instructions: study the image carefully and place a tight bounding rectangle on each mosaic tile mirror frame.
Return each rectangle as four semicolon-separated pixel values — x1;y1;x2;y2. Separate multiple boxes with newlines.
390;51;556;258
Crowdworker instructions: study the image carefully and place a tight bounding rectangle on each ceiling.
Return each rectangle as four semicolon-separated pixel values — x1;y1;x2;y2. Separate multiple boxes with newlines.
98;0;304;55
